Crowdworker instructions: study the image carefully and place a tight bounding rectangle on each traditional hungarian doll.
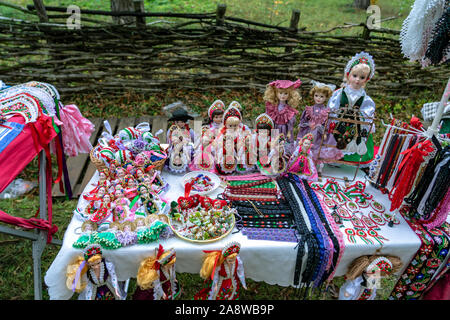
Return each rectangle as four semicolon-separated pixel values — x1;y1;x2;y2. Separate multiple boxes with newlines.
287;133;318;181
263;79;302;155
194;242;247;300
111;188;133;222
339;255;402;300
73;220;98;249
87;194;114;227
116;220;137;247
92;221;122;250
328;51;376;165
297;80;343;167
214;104;252;174
132;245;180;300
66;244;125;300
190;125;217;173
253;113;277;175
204;99;225;134
166;108;195;174
136;184;160;216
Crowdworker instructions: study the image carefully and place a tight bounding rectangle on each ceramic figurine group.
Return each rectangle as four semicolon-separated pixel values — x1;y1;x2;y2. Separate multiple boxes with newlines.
165;51;377;180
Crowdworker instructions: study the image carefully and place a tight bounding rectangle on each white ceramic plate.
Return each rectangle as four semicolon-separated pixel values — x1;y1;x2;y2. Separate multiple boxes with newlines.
181;171;221;195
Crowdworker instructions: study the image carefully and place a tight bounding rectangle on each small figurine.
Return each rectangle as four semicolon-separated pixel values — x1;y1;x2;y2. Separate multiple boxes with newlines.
215;104;252;175
190;126;217;173
297;80;343;171
328;51;376;164
194;242;247;300
116;220;137;247
263;79;302;155
339;255;402;300
253;113;276;175
66;244;125;300
132;245;180;300
73;220;98;249
287;133;318;181
204;99;225;134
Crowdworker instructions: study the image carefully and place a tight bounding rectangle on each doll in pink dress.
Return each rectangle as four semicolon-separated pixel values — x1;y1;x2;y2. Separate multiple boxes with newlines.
264;79;302;156
297;80;343;171
287;133;318;181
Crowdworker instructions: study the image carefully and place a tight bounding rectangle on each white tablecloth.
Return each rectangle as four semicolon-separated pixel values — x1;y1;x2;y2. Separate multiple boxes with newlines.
44;165;421;299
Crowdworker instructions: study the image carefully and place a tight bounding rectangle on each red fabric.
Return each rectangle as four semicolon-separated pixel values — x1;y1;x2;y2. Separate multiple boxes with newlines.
0;115;57;193
0;114;59;243
265;102;298;125
422;273;450;300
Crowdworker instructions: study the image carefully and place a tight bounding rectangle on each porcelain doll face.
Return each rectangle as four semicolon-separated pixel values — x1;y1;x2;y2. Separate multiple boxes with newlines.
136;169;144;179
175;120;186;129
302;138;312;151
277;89;289;103
117;168;126;179
313;92;327;105
139;186;149;197
213;114;223;125
103;194;111;204
97;186;106;198
347;69;369;90
225;117;239;133
99;172;107;181
115;189;123;199
128;179;136;188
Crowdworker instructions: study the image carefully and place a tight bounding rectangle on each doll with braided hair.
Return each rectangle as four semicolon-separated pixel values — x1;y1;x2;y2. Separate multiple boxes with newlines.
339;254;403;300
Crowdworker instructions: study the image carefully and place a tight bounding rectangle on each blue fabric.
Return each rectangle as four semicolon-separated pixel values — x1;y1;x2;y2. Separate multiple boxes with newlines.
0;121;24;154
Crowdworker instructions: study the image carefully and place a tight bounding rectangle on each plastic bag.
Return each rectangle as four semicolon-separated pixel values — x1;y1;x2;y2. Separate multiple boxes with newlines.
0;179;37;199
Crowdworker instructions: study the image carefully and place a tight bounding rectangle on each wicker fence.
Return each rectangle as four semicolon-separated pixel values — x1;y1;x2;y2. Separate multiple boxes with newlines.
0;2;448;100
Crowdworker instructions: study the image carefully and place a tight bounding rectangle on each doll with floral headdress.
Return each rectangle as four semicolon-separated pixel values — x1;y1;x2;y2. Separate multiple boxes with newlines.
194;242;247;300
264;79;302;156
287;133;318;181
253;113;276;175
86;193;113;226
132;245;180;300
339;255;402;300
298;80;343;169
204;99;225;134
66;244;125;300
328;51;376;165
214;103;252;175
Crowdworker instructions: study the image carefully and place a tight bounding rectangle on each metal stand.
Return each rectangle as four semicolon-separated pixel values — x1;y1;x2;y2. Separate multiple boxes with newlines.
0;150;61;300
317;108;375;182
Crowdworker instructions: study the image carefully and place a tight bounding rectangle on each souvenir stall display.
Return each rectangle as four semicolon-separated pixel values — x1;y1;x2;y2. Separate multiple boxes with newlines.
45;68;444;300
194;242;247;300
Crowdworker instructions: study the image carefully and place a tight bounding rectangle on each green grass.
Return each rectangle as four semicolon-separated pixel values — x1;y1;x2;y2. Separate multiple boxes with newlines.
2;0;414;33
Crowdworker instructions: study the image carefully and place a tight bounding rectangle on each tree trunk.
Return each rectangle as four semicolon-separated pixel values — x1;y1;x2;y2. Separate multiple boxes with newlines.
110;0;135;25
353;0;371;9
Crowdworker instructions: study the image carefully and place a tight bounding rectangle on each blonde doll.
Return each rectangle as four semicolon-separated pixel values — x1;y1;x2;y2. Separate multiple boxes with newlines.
66;244;124;300
194;242;247;300
263;79;302;155
132;245;180;300
339;255;402;300
297;80;343;166
328;51;376;165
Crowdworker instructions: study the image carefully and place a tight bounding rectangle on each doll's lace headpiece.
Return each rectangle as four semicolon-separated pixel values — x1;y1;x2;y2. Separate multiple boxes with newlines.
344;51;376;80
310;80;336;92
223;105;242;124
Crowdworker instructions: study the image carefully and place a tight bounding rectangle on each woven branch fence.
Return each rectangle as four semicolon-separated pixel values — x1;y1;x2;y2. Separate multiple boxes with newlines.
0;2;448;100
